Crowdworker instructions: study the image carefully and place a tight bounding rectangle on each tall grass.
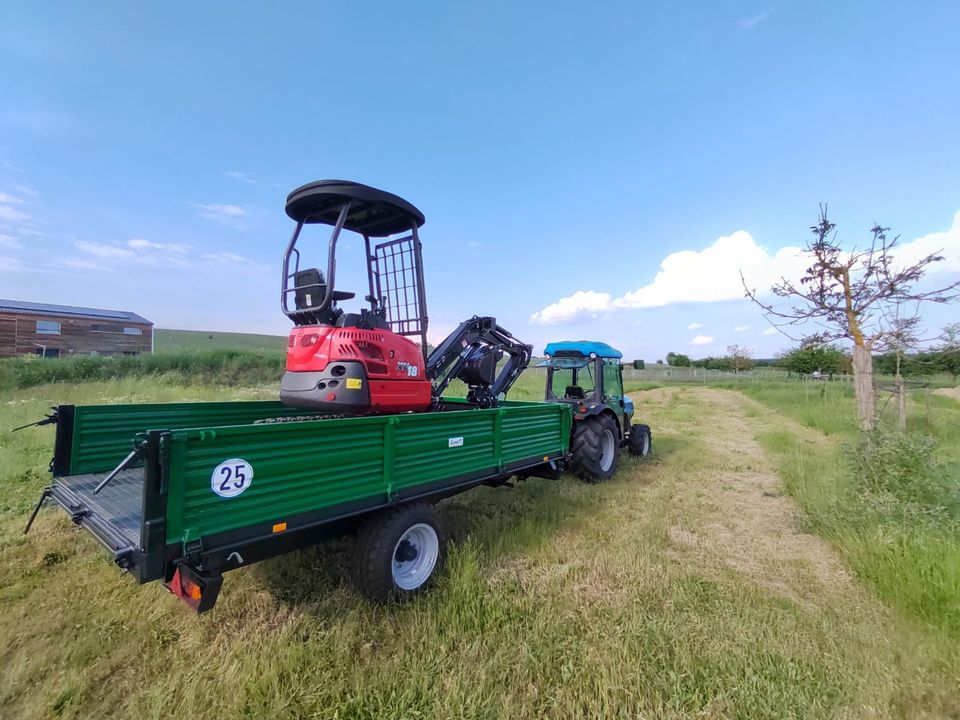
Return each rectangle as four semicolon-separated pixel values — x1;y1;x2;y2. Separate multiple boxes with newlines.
0;350;284;391
741;382;960;635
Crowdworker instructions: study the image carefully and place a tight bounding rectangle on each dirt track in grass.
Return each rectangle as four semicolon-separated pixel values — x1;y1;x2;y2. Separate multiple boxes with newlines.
640;387;857;607
934;386;960;402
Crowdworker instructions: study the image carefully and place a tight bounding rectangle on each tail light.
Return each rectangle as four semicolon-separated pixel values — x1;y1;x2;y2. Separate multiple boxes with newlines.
301;333;319;347
164;566;223;613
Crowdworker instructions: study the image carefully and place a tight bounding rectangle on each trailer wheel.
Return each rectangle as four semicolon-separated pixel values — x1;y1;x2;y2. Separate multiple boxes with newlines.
353;502;447;602
570;414;620;483
628;423;653;458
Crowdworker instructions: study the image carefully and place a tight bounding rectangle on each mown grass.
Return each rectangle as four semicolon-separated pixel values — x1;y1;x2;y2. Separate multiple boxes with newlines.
737;382;960;636
1;377;958;718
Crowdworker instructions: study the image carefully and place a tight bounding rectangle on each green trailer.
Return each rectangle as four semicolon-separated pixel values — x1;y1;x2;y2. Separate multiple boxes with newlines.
26;398;571;612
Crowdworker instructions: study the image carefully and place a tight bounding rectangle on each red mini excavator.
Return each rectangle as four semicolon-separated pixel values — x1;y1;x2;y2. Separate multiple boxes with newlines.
280;180;530;414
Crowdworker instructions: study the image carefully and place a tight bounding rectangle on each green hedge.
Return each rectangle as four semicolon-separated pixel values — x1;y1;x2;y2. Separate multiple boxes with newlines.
0;350;285;391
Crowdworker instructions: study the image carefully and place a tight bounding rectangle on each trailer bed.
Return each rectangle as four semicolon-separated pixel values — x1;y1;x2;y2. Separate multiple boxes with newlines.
36;398;572;611
50;469;144;556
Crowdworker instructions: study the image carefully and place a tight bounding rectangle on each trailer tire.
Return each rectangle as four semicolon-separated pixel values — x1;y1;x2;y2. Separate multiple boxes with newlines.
353;502;447;602
570;414;620;483
627;423;653;458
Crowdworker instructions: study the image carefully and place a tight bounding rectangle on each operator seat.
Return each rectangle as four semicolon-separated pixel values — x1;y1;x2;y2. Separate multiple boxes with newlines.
564;385;586;399
293;268;355;325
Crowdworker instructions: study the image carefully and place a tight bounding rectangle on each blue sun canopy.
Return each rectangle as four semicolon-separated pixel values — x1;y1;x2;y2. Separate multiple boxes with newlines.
542;341;623;359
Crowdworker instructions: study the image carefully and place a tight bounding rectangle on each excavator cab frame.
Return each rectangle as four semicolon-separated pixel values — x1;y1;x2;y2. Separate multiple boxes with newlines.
281;180;430;356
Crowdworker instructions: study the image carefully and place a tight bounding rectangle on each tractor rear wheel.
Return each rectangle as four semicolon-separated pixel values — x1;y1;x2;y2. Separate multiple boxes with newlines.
570;414;620;483
628;423;653;457
353;502;447;602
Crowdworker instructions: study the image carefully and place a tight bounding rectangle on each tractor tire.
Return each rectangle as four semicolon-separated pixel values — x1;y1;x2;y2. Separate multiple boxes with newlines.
570;414;620;483
627;423;653;458
353;502;447;602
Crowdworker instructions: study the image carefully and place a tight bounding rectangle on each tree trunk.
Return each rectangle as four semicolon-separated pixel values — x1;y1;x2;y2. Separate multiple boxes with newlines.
897;374;906;430
895;351;906;431
852;344;876;431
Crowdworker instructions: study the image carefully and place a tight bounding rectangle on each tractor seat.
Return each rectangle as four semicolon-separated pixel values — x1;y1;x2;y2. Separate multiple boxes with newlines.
565;385;586;399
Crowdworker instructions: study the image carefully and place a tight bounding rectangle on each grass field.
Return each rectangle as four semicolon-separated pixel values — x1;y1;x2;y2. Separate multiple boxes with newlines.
1;377;959;718
153;328;286;353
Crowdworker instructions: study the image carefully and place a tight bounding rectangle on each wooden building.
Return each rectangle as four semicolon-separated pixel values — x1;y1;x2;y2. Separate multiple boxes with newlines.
0;299;153;358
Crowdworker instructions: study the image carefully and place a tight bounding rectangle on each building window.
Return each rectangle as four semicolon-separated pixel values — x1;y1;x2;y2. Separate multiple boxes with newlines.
36;320;61;335
92;323;120;333
91;323;144;335
35;347;60;358
122;351;140;356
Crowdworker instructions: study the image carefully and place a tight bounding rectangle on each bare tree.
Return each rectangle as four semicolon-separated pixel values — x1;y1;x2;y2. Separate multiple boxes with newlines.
940;322;960;350
726;344;754;373
742;207;960;430
879;308;922;430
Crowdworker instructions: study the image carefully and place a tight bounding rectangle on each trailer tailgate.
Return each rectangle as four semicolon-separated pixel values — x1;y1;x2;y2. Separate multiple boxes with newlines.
48;468;144;561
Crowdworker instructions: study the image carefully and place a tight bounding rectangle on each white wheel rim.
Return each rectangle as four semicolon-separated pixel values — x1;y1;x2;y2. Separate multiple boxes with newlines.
641;432;650;455
392;523;439;591
600;428;616;472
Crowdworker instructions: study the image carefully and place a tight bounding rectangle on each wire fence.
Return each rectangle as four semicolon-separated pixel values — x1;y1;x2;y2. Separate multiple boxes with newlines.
524;365;855;384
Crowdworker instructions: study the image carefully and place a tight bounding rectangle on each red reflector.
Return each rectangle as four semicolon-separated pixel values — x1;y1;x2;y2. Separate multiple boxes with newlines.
327;392;336;401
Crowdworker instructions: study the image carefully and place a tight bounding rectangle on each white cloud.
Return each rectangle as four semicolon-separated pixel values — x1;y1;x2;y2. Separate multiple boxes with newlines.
686;322;703;330
0;253;27;272
691;334;714;346
761;327;777;336
0;199;30;224
193;203;249;223
530;290;613;325
74;240;135;260
128;238;191;253
893;210;960;273
0;233;22;249
201;251;255;265
616;231;810;308
739;10;769;29
734;325;750;332
531;209;960;325
0;192;25;205
223;171;258;185
74;238;193;266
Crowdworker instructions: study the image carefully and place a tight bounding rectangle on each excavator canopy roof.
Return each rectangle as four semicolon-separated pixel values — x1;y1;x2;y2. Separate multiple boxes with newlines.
285;180;426;237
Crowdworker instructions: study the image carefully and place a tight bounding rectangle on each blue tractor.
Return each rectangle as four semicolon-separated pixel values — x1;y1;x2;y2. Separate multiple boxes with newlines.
539;341;652;482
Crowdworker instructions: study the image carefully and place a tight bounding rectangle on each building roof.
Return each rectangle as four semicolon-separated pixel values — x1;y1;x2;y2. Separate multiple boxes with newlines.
543;341;623;359
0;299;152;324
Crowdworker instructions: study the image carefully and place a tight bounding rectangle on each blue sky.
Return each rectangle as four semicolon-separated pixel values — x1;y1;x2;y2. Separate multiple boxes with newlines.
1;1;958;360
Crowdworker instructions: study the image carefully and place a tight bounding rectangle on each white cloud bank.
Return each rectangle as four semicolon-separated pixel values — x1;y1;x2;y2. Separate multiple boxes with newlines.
531;211;960;325
530;290;613;325
691;335;714;346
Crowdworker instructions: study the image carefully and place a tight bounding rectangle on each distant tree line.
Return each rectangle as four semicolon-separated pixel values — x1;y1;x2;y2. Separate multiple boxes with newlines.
659;323;959;381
